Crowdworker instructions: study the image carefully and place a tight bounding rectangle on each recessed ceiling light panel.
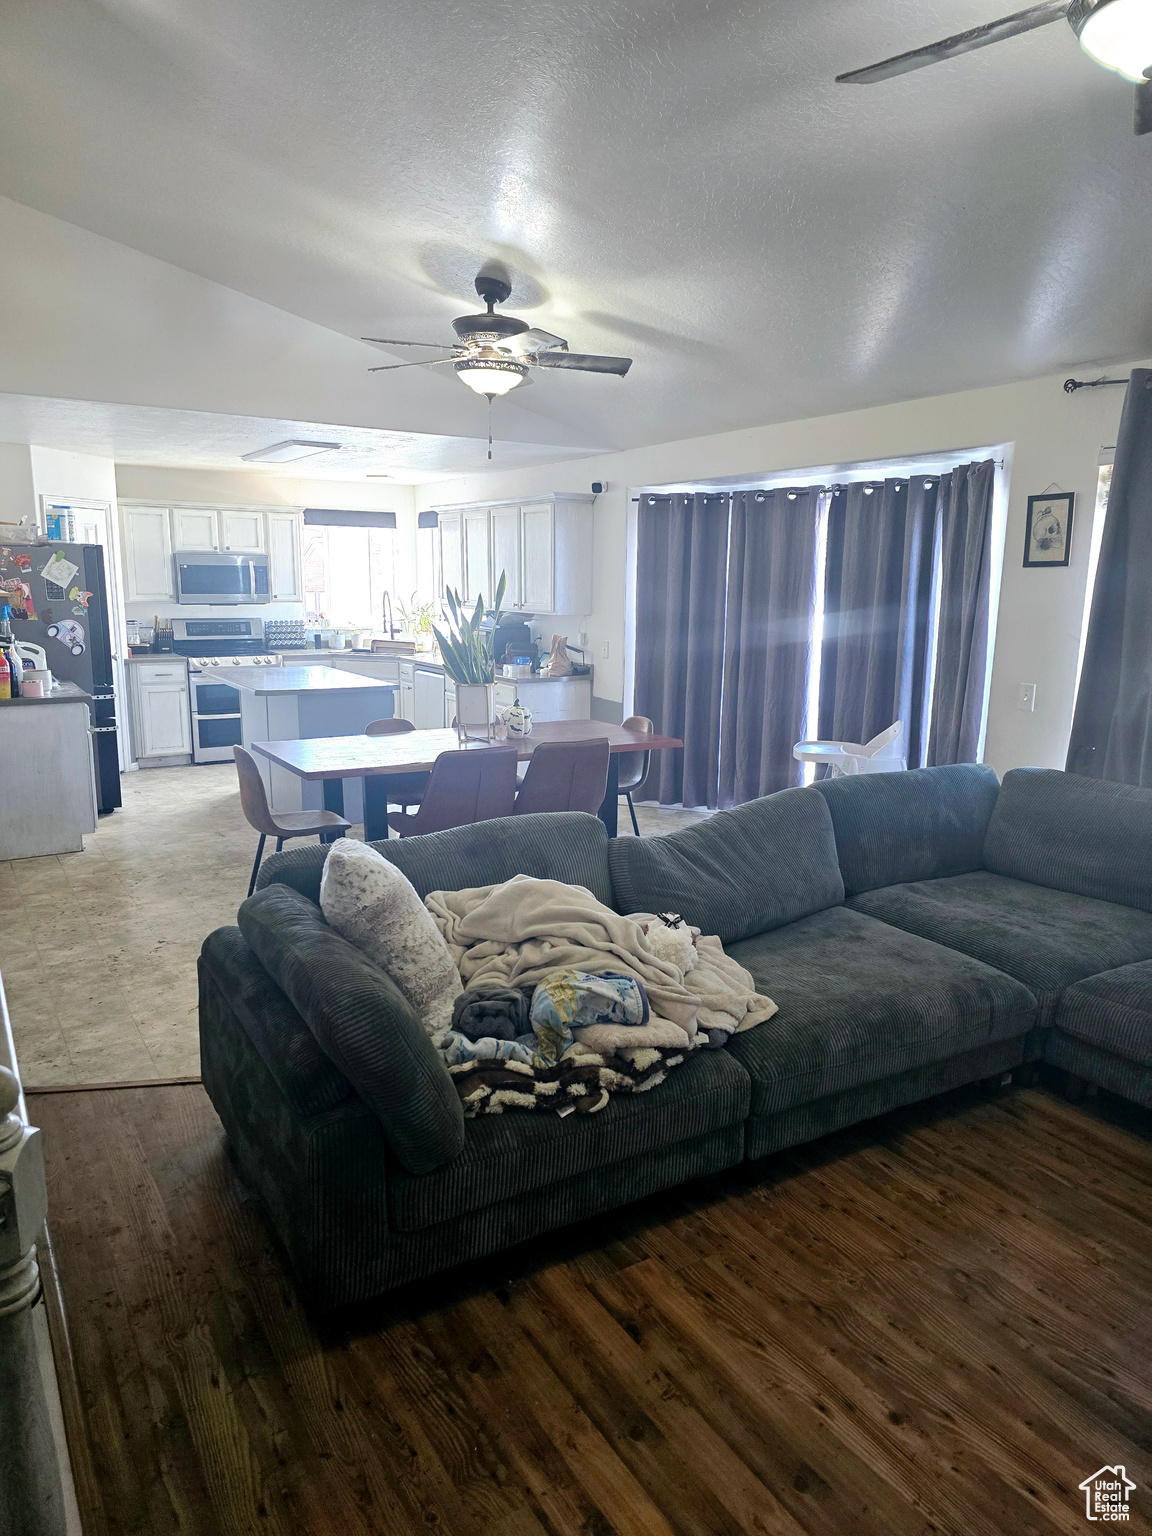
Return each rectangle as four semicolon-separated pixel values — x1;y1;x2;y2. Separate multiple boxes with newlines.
241;439;341;463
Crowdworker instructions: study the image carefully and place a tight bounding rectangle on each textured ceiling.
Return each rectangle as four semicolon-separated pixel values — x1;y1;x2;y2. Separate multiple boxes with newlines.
0;394;600;481
1;0;1149;457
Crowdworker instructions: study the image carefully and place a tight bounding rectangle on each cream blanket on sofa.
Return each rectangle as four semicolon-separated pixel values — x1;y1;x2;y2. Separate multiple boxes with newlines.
425;875;775;1051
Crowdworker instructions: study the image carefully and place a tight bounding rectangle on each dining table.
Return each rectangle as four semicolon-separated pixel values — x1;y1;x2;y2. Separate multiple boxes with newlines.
250;719;683;840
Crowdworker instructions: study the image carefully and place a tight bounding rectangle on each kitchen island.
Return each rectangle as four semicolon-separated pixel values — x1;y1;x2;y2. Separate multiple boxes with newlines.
0;681;98;857
233;666;398;825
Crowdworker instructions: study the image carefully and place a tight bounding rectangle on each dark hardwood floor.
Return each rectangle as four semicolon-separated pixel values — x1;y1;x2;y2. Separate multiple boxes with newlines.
31;1080;1152;1536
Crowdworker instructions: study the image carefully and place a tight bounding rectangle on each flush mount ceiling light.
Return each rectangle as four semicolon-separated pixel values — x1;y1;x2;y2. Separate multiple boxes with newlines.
837;0;1152;135
241;439;341;463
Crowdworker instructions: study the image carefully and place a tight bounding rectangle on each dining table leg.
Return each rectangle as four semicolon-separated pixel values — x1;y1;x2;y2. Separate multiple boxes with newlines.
597;754;620;837
323;779;345;818
362;774;391;843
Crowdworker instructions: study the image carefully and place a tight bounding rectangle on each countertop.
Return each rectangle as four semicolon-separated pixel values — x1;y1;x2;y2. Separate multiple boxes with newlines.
125;653;188;666
0;679;93;708
230;665;400;696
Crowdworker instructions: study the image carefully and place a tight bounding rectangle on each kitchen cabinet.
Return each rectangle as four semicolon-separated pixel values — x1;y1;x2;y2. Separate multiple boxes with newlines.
430;495;593;616
490;506;522;609
398;660;415;723
439;512;463;598
128;660;191;763
493;677;592;723
462;508;491;604
267;511;303;601
413;665;445;730
171;507;219;550
520;502;555;612
443;679;456;729
122;506;174;602
220;510;265;552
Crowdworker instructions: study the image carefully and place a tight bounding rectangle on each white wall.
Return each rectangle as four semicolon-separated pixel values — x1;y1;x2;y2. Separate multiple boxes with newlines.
417;361;1144;775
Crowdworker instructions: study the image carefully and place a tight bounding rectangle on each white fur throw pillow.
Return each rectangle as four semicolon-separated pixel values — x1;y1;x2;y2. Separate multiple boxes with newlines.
319;838;461;1042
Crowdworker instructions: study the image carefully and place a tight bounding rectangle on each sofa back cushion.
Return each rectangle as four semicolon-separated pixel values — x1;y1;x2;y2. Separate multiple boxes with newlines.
237;884;465;1174
814;763;1001;896
607;786;844;943
984;769;1152;913
257;811;614;908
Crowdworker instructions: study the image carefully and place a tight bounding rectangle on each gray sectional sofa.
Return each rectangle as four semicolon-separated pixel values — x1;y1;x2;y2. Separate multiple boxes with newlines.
198;764;1152;1310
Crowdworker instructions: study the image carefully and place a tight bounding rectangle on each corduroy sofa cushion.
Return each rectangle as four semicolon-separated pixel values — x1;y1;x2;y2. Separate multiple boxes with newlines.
984;769;1152;912
607;786;844;942
236;884;465;1175
1054;960;1152;1067
849;871;1152;1027
387;1047;750;1232
200;925;352;1119
257;811;615;908
814;763;1001;897
724;906;1035;1119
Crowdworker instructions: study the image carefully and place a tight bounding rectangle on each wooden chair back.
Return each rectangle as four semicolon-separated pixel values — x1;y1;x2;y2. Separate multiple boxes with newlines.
233;746;280;837
398;746;518;835
513;739;611;816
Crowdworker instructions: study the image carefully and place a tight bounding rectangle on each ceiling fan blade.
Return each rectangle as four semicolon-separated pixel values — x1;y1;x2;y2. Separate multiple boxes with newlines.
530;351;633;376
836;0;1070;84
1136;78;1152;135
368;356;459;372
509;328;569;356
361;336;458;349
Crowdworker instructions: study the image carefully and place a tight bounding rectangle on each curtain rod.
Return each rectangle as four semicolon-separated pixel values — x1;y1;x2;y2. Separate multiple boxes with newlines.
1063;376;1129;393
632;463;1004;504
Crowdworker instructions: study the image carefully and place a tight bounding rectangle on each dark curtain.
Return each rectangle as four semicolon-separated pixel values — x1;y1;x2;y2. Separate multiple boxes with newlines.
1067;370;1152;785
927;459;996;766
632;493;729;807
818;477;938;767
718;488;821;806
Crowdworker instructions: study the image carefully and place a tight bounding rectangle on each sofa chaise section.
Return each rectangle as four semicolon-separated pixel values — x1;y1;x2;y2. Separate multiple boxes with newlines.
1048;960;1152;1109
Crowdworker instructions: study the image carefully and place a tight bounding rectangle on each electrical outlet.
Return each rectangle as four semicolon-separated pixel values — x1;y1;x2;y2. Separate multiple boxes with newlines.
601;640;610;659
1017;682;1037;713
579;630;587;650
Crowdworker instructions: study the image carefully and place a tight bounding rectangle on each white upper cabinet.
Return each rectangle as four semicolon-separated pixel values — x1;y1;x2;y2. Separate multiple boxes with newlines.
171;508;219;550
520;502;554;613
431;495;594;616
490;506;522;609
266;512;302;601
122;506;174;601
462;508;491;604
219;510;265;552
439;512;464;598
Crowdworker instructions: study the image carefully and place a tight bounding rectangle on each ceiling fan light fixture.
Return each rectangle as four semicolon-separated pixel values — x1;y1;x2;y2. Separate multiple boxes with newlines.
453;357;528;396
1071;0;1152;81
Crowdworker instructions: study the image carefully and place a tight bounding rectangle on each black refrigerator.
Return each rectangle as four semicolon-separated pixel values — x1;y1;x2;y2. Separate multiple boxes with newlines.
3;541;123;812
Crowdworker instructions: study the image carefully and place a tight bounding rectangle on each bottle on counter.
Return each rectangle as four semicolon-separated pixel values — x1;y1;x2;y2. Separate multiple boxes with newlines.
0;605;21;698
0;648;10;701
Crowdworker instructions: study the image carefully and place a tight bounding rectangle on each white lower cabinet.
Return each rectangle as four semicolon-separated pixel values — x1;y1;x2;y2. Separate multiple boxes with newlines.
492;678;591;723
129;661;191;763
414;666;445;730
398;660;415;723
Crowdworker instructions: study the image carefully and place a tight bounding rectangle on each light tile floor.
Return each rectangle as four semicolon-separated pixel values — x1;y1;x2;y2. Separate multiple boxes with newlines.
2;763;710;1087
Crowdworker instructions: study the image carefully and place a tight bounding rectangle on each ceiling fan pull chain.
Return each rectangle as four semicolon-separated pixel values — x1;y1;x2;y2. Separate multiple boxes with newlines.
487;394;493;460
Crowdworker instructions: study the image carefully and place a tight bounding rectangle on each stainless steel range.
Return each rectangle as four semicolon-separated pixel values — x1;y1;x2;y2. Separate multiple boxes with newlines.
170;618;282;763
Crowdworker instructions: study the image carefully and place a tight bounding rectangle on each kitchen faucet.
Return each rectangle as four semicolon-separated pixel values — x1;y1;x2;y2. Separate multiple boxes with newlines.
381;590;398;639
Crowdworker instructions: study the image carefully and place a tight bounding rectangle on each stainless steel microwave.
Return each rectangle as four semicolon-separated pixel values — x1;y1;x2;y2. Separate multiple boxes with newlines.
174;550;270;605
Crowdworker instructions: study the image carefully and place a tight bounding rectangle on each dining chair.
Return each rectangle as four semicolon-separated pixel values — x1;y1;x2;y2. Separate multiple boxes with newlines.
387;746;519;837
618;715;654;835
513;738;610;816
365;716;430;812
234;745;351;896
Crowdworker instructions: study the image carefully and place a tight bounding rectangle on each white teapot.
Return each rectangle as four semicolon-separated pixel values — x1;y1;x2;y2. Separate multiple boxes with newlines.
499;696;533;737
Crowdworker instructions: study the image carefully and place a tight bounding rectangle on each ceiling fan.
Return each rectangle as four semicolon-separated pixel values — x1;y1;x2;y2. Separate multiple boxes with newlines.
837;0;1152;134
362;268;633;399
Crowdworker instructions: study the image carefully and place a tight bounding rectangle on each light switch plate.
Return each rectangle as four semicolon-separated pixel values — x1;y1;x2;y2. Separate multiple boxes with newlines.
1017;682;1037;713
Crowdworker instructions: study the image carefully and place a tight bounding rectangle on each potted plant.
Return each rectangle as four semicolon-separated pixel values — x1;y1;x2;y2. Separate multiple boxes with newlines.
433;571;508;742
397;591;438;652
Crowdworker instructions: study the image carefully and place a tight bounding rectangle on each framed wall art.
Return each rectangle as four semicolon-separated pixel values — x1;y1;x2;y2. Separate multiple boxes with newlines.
1023;491;1074;568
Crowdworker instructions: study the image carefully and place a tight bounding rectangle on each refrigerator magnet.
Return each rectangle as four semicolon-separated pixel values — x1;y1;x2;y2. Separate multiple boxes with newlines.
47;619;85;655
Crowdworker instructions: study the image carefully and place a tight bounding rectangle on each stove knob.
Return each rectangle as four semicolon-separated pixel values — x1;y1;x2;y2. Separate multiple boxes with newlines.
232;658;242;666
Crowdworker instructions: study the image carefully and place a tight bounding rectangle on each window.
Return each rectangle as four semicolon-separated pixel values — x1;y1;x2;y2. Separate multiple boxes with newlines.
302;524;397;629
